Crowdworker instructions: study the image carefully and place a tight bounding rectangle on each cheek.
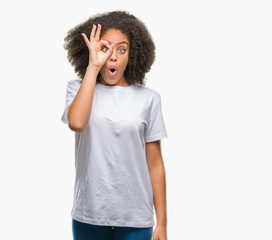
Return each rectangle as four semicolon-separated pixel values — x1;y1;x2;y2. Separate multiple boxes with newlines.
121;55;129;68
99;66;107;76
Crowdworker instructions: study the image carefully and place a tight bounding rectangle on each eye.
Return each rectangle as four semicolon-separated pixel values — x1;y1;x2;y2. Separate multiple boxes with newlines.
118;48;126;53
102;47;109;52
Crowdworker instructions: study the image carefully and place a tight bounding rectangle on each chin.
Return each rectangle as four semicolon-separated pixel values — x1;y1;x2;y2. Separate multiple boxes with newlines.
103;78;121;85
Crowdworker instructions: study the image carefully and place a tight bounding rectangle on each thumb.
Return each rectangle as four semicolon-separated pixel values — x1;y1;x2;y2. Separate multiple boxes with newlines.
105;44;114;57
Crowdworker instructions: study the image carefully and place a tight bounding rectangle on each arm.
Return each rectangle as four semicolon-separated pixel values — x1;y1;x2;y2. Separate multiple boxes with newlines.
67;24;113;132
67;66;98;132
146;140;168;240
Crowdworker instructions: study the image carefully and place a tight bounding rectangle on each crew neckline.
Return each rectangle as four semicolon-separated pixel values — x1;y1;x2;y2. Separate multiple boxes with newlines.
96;82;134;91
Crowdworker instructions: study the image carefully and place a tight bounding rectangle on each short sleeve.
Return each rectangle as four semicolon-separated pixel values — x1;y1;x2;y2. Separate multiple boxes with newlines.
61;80;81;124
144;93;168;143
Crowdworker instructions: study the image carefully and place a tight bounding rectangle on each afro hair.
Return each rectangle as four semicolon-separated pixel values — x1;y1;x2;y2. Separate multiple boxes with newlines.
63;10;156;86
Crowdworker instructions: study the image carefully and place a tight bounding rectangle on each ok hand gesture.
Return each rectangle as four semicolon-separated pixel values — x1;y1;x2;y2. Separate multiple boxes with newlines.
81;24;113;70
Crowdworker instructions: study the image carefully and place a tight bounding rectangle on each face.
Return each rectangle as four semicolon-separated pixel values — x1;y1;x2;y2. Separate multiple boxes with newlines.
99;29;130;86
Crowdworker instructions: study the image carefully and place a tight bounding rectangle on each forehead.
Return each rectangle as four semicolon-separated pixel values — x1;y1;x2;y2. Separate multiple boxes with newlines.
101;29;129;45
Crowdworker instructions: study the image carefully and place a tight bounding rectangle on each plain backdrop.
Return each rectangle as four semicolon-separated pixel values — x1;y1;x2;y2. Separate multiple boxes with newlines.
0;0;271;239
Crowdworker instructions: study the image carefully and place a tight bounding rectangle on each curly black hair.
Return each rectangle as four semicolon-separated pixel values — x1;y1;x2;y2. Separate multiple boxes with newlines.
63;10;156;86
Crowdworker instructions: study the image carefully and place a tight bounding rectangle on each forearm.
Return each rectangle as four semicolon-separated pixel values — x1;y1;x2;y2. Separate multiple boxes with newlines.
149;162;167;227
68;66;99;131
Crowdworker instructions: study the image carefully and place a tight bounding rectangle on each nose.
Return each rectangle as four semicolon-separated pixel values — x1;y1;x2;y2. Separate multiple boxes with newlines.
110;48;117;62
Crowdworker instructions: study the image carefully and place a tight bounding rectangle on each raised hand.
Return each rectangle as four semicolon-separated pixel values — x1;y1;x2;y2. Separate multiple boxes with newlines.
81;24;113;70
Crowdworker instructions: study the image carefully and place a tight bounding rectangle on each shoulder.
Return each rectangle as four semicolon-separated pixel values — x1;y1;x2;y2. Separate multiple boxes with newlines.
67;79;82;87
66;80;82;92
134;84;161;100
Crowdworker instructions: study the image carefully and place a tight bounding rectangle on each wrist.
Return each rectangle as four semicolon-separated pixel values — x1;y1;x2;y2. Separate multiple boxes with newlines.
87;64;101;74
156;219;167;228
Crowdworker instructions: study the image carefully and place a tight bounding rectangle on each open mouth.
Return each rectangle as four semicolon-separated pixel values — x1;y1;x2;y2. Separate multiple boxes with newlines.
109;67;117;75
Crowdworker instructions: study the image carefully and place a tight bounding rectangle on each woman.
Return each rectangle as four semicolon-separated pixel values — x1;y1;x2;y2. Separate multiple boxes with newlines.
61;10;168;240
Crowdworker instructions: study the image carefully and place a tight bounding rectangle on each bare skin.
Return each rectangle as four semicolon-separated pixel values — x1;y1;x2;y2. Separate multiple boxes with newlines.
146;140;168;240
66;23;168;240
67;24;124;131
98;29;130;87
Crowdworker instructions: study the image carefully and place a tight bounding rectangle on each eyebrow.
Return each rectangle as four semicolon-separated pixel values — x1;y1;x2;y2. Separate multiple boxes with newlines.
104;40;129;46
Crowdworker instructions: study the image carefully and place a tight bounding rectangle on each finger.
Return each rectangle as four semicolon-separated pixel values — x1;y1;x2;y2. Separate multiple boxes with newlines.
81;33;90;47
100;40;111;49
105;43;114;52
90;24;96;41
104;44;114;57
100;44;113;62
94;23;101;41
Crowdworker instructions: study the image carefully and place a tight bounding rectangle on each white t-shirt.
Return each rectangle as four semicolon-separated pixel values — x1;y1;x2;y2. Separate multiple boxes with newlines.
61;80;168;228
